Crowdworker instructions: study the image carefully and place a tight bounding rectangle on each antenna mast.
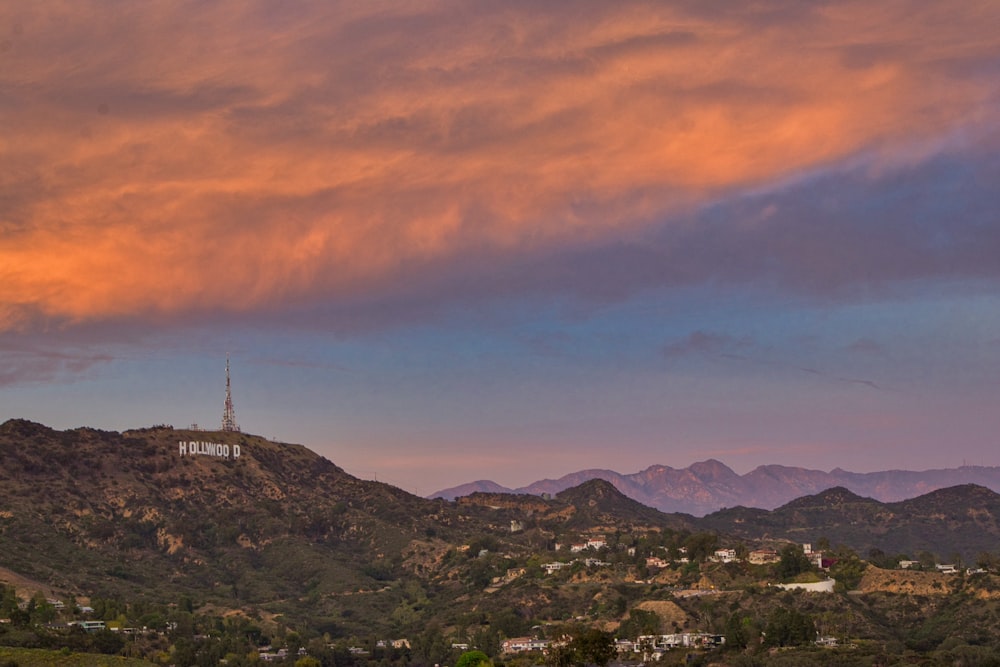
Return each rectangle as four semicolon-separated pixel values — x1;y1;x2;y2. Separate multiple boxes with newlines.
222;354;240;432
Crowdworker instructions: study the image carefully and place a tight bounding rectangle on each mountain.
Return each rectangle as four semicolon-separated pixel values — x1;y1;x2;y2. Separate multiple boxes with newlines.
0;419;514;636
0;419;701;640
454;479;695;533
701;484;1000;561
553;479;694;531
430;460;1000;515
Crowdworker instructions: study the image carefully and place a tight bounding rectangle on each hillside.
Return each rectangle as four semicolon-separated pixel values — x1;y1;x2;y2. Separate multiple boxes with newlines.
432;460;1000;515
701;484;1000;561
9;419;1000;666
0;419;505;635
0;420;700;640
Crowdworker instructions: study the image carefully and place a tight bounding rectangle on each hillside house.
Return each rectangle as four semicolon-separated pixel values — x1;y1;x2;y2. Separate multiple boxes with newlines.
586;537;608;550
712;548;737;563
70;620;106;633
501;637;550;654
748;549;779;564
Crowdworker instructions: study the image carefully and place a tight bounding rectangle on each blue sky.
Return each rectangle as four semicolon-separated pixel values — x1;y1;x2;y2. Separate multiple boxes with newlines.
2;1;999;494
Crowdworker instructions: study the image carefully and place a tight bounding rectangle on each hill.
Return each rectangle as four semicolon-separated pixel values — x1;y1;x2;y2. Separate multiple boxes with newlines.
0;419;501;636
0;420;696;641
8;419;1000;666
431;460;1000;515
701;484;1000;561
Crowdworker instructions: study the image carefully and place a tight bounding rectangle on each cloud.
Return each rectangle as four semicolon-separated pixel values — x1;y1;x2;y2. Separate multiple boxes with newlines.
846;338;885;356
661;329;885;390
663;331;753;359
0;341;114;387
1;0;999;334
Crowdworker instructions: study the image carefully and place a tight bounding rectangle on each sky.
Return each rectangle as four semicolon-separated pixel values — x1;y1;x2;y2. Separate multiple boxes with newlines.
2;1;1000;496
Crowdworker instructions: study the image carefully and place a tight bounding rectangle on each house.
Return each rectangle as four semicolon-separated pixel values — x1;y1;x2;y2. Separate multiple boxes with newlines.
586;537;607;550
646;556;669;569
748;549;779;565
542;562;569;574
501;637;550;654
712;548;737;563
635;633;725;651
615;639;635;653
71;620;106;633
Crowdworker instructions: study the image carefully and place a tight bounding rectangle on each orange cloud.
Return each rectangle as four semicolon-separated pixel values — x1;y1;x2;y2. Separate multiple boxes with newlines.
2;1;998;331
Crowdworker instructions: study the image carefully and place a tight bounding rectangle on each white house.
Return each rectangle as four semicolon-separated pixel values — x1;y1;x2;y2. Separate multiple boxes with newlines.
501;637;550;654
712;548;737;563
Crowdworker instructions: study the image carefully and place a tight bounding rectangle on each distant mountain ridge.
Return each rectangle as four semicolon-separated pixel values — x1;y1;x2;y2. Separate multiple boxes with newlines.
430;460;1000;515
700;483;1000;561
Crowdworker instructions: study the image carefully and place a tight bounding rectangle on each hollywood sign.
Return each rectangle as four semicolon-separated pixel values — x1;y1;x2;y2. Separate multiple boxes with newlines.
178;440;242;460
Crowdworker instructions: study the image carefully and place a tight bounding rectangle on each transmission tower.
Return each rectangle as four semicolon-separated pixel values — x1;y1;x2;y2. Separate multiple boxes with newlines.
222;354;240;432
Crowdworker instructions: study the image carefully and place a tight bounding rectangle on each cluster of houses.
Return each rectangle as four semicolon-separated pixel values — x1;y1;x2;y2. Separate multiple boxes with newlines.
539;539;846;578
540;558;612;575
500;633;726;657
257;646;309;662
647;543;838;570
553;537;609;553
898;561;985;575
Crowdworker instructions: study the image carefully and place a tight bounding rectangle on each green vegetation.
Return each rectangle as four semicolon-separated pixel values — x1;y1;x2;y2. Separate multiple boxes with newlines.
0;647;153;666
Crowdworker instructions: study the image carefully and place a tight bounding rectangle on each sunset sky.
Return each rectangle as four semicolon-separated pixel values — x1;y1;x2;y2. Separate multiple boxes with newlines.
2;1;999;495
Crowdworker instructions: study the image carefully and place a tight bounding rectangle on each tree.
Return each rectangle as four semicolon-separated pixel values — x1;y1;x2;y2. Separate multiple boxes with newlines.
684;533;719;562
0;585;18;617
546;643;576;667
455;650;491;667
568;628;615;667
829;549;866;592
762;608;815;648
618;608;660;638
411;625;450;667
92;628;125;655
776;545;812;580
724;613;759;652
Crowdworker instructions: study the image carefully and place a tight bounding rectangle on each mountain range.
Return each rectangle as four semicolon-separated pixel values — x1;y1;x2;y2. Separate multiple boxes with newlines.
4;417;1000;645
431;460;1000;515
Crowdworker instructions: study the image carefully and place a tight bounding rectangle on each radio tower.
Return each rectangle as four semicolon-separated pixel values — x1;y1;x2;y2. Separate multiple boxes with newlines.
222;354;240;432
